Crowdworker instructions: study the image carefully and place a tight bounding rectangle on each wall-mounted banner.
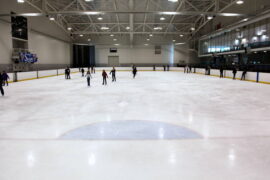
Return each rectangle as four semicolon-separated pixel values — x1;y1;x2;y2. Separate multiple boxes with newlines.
19;52;38;63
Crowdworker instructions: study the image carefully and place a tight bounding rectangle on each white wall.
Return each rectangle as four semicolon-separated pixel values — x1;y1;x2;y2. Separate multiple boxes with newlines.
28;31;71;65
95;44;197;65
0;20;12;65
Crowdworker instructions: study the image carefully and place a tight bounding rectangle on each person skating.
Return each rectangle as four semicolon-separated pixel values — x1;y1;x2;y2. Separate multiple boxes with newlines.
86;70;92;87
2;71;9;86
232;67;237;80
184;65;189;73
241;66;247;80
91;66;96;74
132;66;137;78
220;66;224;78
167;65;170;71
65;67;68;79
102;70;108;85
153;65;156;71
163;65;166;71
110;67;116;82
67;67;71;79
81;68;85;77
0;73;4;96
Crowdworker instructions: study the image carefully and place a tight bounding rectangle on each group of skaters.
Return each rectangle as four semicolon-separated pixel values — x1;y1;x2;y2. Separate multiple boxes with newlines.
0;71;9;96
152;65;171;71
66;65;138;87
204;65;248;80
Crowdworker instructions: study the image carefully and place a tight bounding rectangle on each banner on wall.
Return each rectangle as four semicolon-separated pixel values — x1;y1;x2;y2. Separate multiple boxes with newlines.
19;52;38;63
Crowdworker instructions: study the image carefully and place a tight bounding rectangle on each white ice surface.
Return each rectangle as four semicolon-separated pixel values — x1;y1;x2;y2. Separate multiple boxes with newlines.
1;71;270;180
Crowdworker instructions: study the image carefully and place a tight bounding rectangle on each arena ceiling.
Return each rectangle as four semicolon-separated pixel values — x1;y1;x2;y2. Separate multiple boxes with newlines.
1;0;259;45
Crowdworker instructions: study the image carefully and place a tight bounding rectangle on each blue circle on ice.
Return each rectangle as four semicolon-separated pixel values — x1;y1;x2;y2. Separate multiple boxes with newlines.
60;120;202;140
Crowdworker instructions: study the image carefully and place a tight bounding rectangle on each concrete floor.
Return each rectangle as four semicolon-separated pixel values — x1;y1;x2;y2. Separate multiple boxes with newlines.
1;71;270;180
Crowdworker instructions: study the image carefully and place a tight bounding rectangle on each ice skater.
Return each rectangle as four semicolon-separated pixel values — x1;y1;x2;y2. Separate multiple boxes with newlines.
184;65;189;73
65;67;71;79
153;65;156;71
0;73;4;96
163;65;166;71
102;70;108;85
132;66;137;78
220;66;224;78
232;67;237;80
110;67;116;82
86;70;92;87
167;65;170;71
81;68;85;77
91;66;96;74
241;67;247;80
2;71;9;86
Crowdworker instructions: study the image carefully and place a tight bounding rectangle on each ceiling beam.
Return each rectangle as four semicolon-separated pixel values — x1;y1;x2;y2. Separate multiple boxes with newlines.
72;32;190;35
68;22;195;25
0;11;251;17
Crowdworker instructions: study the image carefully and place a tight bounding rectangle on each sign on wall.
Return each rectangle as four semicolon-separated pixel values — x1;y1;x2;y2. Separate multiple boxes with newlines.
155;46;161;54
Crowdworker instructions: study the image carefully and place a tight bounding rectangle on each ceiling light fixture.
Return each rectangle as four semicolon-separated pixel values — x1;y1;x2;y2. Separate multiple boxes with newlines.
191;27;195;31
110;34;114;37
97;17;103;21
180;34;184;37
126;26;130;30
17;0;25;3
160;17;166;21
207;16;213;20
154;27;163;30
101;26;109;30
168;0;178;2
236;0;244;5
67;27;72;31
80;34;84;37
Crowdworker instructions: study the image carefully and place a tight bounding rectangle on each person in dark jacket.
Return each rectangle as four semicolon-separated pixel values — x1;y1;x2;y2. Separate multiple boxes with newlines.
220;66;224;78
0;73;4;96
167;65;170;71
65;67;71;79
86;70;92;86
81;68;85;77
153;65;156;71
2;71;9;86
232;67;237;80
163;65;166;71
110;67;116;82
91;66;96;74
241;67;247;80
102;70;109;85
132;66;137;78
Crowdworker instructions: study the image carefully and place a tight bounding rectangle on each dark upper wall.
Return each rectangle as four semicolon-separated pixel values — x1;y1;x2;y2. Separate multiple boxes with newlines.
198;0;270;37
0;0;71;42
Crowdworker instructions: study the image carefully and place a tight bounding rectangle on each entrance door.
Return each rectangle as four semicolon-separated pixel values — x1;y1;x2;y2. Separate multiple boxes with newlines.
108;56;120;67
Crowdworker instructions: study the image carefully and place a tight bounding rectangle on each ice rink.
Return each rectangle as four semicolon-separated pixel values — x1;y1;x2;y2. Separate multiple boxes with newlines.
1;70;270;180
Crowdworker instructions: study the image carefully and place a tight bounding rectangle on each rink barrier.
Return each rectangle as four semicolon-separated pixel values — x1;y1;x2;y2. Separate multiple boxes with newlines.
5;67;270;85
193;68;270;84
13;68;79;82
